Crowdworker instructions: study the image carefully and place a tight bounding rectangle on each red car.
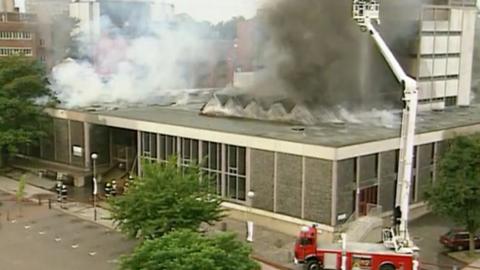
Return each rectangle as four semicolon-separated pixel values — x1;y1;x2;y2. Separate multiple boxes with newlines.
440;229;480;251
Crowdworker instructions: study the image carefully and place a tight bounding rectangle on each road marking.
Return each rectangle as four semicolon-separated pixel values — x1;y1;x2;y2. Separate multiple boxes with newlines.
88;251;97;256
71;244;79;249
24;225;31;229
55;237;61;242
38;231;46;235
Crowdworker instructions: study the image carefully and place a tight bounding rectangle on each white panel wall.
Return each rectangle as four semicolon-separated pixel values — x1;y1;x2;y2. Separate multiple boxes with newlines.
422;20;463;32
418;79;459;99
420;35;461;55
418;57;460;77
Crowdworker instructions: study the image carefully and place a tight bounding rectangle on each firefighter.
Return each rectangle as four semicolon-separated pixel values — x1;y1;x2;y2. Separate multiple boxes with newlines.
55;181;63;203
61;184;68;207
111;180;117;197
104;182;112;198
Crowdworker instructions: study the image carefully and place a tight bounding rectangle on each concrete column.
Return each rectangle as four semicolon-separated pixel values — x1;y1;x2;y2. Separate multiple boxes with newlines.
355;157;360;218
68;120;72;165
177;137;182;166
432;142;438;184
83;122;91;169
273;152;278;213
53;119;57;162
331;161;338;226
137;130;141;176
109;128;113;167
246;148;252;207
301;156;306;219
377;153;382;204
221;144;226;197
156;133;160;162
457;8;477;106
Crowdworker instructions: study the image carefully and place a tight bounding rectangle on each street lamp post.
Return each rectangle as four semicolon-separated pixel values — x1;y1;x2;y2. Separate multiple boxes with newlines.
246;191;255;242
91;153;98;221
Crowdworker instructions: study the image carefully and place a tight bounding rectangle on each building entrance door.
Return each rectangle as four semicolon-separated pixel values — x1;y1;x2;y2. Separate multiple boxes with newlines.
359;185;378;216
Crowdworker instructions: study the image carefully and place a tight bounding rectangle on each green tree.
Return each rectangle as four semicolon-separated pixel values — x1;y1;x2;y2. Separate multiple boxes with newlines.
120;229;260;270
109;158;224;239
0;56;55;167
425;135;480;256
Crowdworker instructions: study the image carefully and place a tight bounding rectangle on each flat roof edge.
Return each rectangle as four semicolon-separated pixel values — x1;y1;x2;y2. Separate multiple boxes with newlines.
46;108;480;160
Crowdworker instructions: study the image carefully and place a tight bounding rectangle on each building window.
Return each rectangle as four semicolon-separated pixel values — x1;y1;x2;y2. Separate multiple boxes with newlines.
180;138;199;166
225;145;246;201
445;96;457;107
0;47;33;56
430;143;435;165
141;132;157;159
412;146;418;169
0;31;32;40
410;175;417;203
159;134;177;161
201;141;222;195
353;158;357;183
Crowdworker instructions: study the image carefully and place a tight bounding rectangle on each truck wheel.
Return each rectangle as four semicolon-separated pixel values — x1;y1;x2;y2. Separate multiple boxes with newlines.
380;263;396;270
305;260;321;270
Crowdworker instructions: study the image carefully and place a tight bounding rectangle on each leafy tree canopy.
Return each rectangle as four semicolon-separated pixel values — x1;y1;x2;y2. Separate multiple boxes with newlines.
0;56;55;159
120;229;260;270
426;135;480;253
109;158;224;239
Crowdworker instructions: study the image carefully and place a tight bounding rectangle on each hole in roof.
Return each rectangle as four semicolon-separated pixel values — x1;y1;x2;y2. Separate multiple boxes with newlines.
291;126;306;132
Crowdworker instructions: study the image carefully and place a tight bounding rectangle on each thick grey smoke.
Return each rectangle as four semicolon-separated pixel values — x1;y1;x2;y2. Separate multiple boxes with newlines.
249;0;438;110
202;0;447;126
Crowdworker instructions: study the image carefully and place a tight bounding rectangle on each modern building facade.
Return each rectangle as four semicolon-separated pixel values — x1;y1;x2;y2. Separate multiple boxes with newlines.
0;10;46;62
16;100;480;236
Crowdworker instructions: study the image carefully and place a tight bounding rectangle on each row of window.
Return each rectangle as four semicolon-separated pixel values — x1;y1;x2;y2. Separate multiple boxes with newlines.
0;47;32;56
0;31;32;40
351;143;437;204
140;132;247;201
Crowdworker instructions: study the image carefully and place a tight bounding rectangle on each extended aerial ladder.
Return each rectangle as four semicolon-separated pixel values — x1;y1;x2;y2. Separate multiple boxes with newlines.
352;0;418;252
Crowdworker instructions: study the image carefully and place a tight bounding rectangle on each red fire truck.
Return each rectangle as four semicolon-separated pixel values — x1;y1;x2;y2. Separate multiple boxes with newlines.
294;225;419;270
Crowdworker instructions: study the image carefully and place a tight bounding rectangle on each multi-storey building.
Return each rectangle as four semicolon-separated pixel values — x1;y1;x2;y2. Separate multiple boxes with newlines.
0;10;45;62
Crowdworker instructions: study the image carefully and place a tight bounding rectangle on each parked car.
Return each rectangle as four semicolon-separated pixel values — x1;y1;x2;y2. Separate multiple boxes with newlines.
439;229;480;251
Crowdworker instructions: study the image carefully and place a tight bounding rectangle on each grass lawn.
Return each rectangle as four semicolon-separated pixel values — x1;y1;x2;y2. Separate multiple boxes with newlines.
448;250;480;264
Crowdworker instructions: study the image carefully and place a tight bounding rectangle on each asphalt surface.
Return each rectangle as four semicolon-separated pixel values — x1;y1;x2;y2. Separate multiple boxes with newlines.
409;213;465;270
0;191;137;270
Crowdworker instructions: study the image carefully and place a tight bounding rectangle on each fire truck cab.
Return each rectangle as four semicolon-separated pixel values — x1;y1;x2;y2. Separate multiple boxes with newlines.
294;225;418;270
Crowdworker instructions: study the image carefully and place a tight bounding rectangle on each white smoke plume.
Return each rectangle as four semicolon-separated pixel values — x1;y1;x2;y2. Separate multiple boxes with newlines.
50;14;224;108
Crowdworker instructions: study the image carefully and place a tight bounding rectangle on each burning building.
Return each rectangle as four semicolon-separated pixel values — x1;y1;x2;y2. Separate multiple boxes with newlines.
17;0;480;237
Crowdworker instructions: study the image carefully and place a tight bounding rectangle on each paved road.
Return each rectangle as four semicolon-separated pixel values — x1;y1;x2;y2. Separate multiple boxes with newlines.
409;214;464;270
0;191;137;270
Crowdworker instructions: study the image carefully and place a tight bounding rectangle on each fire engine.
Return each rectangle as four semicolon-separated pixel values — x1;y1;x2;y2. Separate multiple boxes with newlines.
294;1;420;269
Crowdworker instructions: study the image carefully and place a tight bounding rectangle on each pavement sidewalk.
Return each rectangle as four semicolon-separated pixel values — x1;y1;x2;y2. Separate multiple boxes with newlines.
463;259;480;270
0;174;298;270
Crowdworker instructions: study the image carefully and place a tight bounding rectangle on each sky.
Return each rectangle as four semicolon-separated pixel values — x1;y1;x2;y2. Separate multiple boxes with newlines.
172;0;258;23
14;0;261;23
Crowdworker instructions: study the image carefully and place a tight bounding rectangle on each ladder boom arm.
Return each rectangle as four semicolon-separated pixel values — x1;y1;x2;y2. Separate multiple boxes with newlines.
363;21;418;245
